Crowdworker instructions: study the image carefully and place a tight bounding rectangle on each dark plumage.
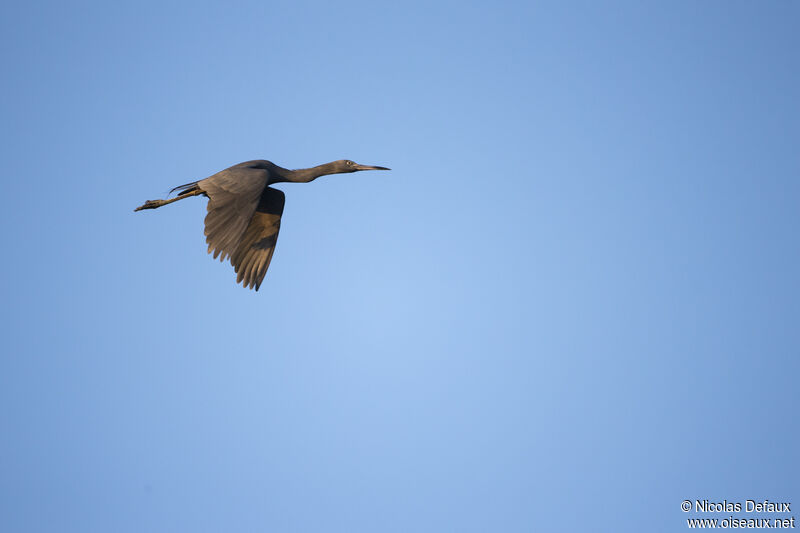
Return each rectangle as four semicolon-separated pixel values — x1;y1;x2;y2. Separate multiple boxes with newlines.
135;159;390;290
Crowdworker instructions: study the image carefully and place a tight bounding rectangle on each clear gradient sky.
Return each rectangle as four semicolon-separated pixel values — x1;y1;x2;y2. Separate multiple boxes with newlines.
1;1;798;531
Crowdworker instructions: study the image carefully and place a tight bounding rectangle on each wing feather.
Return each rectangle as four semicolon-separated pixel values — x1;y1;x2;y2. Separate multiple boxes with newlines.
230;187;285;291
198;164;271;263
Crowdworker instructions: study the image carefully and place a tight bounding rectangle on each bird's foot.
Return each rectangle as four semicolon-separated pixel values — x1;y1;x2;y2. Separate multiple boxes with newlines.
134;199;164;212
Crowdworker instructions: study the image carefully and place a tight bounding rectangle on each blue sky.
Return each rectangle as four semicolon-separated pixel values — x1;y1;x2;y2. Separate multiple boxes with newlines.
1;1;798;531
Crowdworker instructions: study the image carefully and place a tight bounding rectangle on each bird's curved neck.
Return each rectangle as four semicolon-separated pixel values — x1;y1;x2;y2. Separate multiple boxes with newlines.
275;162;337;184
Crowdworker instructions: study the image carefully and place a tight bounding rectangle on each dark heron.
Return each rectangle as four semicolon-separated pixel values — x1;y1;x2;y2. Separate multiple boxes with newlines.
135;159;390;291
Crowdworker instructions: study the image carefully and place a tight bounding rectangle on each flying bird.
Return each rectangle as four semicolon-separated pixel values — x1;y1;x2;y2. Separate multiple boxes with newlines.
135;159;390;290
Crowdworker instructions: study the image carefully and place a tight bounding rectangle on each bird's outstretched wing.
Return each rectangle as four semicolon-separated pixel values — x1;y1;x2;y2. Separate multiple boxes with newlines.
230;187;285;291
198;164;271;263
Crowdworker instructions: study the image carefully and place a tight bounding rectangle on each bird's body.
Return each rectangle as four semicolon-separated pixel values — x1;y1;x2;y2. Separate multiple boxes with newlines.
135;159;389;290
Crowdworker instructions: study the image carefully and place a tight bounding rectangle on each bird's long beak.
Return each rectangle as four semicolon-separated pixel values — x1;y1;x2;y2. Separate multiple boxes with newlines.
354;164;391;171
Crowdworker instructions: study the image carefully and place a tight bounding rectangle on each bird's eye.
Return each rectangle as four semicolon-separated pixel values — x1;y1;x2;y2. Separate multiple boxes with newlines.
346;160;353;166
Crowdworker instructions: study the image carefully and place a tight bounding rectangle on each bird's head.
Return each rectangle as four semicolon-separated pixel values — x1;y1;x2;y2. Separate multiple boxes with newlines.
332;159;391;174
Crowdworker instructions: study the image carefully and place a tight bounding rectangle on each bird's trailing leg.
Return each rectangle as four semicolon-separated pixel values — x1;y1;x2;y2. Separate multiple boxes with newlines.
134;188;204;212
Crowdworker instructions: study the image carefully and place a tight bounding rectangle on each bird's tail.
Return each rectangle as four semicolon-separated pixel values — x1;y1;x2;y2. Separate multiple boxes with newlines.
170;181;199;196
